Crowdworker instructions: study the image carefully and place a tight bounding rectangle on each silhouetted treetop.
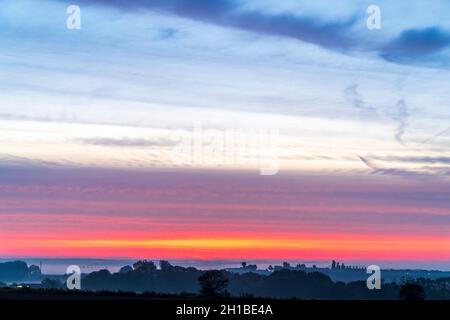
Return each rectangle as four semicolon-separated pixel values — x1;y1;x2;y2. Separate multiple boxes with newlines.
399;283;425;300
198;270;229;297
133;260;157;273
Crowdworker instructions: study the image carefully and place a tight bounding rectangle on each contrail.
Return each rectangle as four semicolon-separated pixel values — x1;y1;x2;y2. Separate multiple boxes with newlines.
357;155;378;171
393;99;409;146
420;126;450;145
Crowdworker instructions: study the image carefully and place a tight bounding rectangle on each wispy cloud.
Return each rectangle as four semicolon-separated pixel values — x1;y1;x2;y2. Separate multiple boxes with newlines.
77;137;178;147
358;155;450;178
53;0;450;68
357;155;424;178
392;99;409;146
0;153;62;167
63;0;357;51
371;156;450;165
344;84;375;112
420;126;450;145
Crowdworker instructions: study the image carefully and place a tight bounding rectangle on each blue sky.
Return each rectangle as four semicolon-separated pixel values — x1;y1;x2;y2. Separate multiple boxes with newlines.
0;0;450;174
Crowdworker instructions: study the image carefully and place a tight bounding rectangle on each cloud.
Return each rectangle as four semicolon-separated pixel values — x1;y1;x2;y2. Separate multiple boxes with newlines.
64;0;357;51
77;137;178;147
46;0;450;68
344;84;375;112
381;27;450;65
222;11;356;51
392;99;409;146
371;156;450;165
154;28;178;40
420;126;450;145
357;155;450;178
357;155;427;178
0;153;63;167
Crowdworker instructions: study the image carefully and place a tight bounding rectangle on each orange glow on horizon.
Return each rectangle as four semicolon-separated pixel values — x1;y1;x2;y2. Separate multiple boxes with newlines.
1;233;449;261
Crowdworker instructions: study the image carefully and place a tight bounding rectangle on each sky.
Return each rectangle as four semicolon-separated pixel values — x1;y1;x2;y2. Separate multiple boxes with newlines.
0;0;449;269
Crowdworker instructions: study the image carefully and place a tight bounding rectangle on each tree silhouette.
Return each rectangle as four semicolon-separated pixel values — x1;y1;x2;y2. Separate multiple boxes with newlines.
198;270;229;297
118;265;133;274
0;261;29;282
399;283;425;300
28;265;42;277
133;260;157;273
160;260;173;271
41;278;62;289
